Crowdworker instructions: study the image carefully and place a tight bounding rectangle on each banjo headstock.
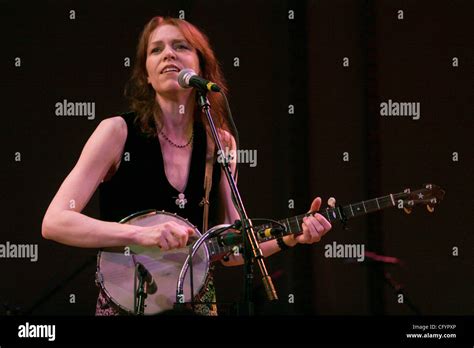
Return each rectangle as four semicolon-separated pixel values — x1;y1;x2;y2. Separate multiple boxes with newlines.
396;184;445;214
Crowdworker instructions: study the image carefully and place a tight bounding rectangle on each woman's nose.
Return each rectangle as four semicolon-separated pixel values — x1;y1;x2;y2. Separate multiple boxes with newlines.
162;45;176;60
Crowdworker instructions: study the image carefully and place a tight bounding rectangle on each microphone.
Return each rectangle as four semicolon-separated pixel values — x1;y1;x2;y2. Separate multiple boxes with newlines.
178;68;221;92
136;262;157;294
217;226;286;247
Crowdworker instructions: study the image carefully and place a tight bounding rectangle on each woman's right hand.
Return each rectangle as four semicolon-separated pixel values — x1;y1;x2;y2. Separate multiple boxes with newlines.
134;221;195;250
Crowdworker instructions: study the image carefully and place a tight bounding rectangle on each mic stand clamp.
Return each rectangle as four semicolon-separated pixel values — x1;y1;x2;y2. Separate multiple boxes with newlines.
196;90;278;315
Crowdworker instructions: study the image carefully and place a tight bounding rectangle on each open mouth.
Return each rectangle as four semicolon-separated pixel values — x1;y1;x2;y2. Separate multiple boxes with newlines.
161;65;181;74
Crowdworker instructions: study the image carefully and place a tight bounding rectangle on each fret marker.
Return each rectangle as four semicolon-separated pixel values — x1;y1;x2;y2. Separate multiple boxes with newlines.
417;193;424;199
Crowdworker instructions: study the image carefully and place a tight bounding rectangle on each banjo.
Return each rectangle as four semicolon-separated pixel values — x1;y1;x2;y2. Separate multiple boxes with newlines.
96;184;444;315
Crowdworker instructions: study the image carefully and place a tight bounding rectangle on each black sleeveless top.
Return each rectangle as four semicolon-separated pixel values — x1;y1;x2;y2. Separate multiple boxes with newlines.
99;112;221;230
96;112;221;316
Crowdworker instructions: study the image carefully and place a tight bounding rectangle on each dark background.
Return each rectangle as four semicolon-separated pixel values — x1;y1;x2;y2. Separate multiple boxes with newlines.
0;0;472;317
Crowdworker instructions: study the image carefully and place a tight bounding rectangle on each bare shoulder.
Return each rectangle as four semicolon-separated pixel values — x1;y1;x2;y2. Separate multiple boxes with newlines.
216;128;236;150
76;116;128;173
97;116;127;142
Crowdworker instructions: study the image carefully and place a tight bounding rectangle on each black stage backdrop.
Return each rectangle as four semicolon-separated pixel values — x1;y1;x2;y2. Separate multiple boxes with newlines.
0;0;472;335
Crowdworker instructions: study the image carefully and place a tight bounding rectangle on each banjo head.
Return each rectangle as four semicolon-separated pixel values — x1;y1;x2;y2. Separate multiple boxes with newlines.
97;210;210;315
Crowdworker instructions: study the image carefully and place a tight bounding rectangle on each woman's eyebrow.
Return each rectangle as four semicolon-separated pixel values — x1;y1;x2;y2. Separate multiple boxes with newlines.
149;39;188;46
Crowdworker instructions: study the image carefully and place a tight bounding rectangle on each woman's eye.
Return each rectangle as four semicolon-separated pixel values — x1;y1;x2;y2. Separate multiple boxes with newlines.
150;43;189;54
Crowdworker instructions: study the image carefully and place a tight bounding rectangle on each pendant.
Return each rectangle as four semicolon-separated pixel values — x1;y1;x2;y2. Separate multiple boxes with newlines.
175;193;188;209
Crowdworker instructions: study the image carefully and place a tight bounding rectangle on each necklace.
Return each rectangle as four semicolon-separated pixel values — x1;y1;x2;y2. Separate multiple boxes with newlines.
159;128;194;148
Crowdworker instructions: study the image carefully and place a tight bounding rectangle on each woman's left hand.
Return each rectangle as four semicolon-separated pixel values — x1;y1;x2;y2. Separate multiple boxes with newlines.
285;197;332;246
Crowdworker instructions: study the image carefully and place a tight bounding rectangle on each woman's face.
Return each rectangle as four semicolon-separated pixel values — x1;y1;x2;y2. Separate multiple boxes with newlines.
146;24;200;96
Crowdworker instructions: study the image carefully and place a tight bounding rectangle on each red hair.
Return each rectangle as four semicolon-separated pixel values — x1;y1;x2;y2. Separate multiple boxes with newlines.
124;16;235;146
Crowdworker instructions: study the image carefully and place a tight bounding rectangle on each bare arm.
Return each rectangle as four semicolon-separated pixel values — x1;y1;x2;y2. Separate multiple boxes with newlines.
42;117;193;249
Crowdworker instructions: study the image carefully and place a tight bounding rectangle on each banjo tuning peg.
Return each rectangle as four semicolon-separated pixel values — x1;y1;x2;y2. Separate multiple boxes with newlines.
427;205;435;213
403;207;412;214
327;197;336;208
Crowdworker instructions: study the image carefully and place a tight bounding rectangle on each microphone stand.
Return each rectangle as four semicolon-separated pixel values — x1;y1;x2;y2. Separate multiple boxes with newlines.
134;262;148;315
196;90;278;315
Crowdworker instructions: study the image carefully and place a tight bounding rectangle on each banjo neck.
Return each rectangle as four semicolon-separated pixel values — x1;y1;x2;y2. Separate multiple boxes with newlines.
97;184;443;315
206;184;444;260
